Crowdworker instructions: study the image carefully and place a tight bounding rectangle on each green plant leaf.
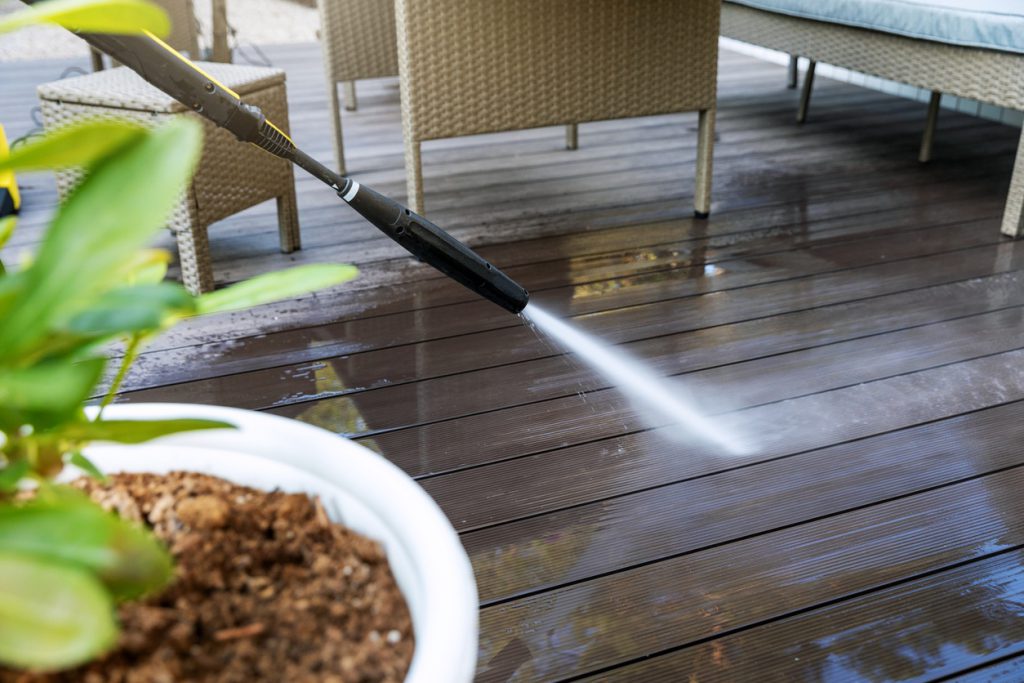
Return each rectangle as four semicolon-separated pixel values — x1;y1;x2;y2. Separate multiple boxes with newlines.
61;417;234;443
0;216;13;277
0;552;118;671
0;358;105;417
66;282;195;337
0;0;169;36
0;120;146;173
0;118;203;362
0;495;173;600
117;248;171;285
68;452;106;482
0;461;30;494
0;271;23;320
196;264;358;315
0;216;14;250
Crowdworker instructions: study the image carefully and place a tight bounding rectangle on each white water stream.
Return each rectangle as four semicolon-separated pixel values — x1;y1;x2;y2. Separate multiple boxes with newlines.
521;303;750;455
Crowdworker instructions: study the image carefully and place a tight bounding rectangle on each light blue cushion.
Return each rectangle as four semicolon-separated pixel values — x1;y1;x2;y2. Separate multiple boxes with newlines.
726;0;1024;54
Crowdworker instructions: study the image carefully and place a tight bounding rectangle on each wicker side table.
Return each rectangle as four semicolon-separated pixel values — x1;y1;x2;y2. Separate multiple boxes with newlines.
38;63;300;294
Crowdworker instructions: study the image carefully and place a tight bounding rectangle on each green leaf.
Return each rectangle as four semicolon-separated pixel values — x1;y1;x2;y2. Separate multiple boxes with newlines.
0;552;118;671
0;495;173;600
196;264;358;315
61;417;234;444
0;216;14;250
0;0;170;37
0;216;13;277
68;452;106;482
0;358;105;417
0;118;203;362
66;282;195;336
117;248;171;285
0;271;23;320
0;120;146;173
0;461;30;494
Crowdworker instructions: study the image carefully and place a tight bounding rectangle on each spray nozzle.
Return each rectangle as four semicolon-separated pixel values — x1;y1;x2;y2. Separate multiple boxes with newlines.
340;183;529;314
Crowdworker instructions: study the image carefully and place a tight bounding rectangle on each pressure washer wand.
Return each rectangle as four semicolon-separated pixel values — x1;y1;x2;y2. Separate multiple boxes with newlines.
65;29;530;314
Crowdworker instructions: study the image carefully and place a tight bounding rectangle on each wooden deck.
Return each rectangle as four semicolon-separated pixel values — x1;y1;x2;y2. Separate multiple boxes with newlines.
5;41;1024;681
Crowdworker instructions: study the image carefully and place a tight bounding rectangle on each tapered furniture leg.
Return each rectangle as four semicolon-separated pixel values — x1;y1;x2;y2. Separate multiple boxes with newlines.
176;223;215;295
327;80;346;174
919;90;941;163
276;185;301;252
694;107;715;218
787;54;798;88
405;139;425;215
565;124;578;150
797;59;815;124
343;80;358;111
1001;128;1024;237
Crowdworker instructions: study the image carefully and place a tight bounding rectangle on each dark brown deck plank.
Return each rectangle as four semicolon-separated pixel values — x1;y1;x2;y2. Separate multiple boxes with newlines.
578;548;1024;683
119;211;1003;406
446;348;1024;607
122;162;1007;372
361;268;1024;478
268;237;1022;435
947;652;1024;682
431;306;1024;534
118;187;1004;393
475;470;1024;681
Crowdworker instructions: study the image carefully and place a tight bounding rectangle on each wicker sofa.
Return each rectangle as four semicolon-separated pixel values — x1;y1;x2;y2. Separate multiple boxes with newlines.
721;0;1024;237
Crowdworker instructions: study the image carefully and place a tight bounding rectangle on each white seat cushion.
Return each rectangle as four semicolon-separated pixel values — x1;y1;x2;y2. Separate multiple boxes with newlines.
726;0;1024;54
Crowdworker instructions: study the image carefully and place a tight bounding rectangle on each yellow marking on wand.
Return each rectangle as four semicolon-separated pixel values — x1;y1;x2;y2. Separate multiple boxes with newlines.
264;119;293;144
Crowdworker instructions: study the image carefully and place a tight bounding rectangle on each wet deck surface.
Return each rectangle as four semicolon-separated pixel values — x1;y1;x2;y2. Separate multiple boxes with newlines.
5;42;1024;681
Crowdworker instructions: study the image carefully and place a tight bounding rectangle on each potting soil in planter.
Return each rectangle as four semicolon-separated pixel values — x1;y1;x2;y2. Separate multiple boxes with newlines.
1;472;414;683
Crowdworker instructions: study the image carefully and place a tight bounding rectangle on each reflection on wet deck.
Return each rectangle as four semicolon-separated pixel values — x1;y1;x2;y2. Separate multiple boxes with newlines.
7;40;1024;681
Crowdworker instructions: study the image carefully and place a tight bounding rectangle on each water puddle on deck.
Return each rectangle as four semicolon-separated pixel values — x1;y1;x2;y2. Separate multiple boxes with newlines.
520;303;751;456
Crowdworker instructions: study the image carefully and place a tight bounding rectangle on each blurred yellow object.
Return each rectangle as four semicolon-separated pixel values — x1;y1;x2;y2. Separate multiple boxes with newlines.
0;123;21;217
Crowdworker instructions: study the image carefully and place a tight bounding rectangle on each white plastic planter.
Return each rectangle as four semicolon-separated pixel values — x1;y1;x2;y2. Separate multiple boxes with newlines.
81;403;478;683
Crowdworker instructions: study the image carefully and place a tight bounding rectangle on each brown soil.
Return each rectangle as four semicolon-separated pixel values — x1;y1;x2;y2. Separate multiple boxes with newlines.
2;472;414;683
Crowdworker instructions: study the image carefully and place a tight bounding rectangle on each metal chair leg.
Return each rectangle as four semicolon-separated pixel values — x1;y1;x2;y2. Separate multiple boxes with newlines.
919;91;941;163
797;60;816;124
787;55;798;89
343;81;357;111
1001;127;1024;237
327;81;346;175
694;107;715;218
565;123;578;150
276;185;301;253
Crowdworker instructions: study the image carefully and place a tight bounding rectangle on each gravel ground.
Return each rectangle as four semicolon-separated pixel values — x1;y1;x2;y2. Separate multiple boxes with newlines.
0;0;318;62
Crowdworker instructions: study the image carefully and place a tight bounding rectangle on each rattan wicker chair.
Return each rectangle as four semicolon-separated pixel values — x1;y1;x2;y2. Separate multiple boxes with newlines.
721;1;1024;237
38;63;300;294
316;0;399;175
394;0;720;217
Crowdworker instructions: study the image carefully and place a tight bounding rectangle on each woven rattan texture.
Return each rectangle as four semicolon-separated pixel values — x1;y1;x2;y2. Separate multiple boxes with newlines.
318;0;399;83
38;65;298;293
157;0;201;57
722;3;1024;110
396;0;720;142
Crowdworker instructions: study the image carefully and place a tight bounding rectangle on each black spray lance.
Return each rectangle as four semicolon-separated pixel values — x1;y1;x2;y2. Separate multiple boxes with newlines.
52;27;530;314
